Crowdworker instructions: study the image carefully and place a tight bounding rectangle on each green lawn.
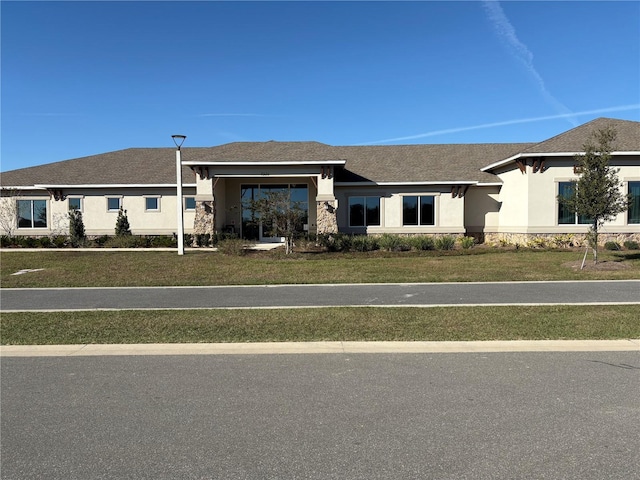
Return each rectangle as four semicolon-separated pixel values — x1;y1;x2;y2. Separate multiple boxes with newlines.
1;248;638;345
1;248;639;288
2;306;639;345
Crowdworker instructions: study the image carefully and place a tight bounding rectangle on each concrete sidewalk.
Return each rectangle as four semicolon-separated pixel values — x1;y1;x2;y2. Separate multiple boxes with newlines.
2;339;638;357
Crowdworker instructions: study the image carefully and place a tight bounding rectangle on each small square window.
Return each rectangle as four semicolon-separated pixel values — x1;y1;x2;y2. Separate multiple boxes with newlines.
68;197;82;211
185;197;196;211
145;197;160;212
107;197;121;212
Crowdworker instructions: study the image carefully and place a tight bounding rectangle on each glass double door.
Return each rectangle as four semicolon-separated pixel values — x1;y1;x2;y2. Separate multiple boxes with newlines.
240;184;308;242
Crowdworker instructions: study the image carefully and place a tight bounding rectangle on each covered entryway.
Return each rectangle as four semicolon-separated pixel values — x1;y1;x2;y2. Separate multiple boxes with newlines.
240;183;309;242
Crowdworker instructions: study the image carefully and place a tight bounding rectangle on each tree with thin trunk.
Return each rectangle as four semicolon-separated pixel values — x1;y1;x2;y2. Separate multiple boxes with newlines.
249;189;306;254
558;127;630;265
0;191;19;237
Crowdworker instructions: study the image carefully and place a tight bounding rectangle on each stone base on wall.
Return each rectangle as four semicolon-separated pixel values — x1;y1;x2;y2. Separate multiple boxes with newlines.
484;232;640;248
316;200;338;234
193;201;215;237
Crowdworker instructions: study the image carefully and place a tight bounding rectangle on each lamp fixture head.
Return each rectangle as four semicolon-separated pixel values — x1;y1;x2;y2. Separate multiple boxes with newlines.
171;135;187;149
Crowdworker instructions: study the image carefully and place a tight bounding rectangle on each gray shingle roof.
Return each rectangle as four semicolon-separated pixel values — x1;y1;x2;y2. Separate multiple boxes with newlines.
522;117;640;154
2;117;638;188
0;148;202;187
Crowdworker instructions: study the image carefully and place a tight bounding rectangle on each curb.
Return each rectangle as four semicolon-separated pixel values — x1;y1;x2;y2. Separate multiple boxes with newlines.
2;339;639;357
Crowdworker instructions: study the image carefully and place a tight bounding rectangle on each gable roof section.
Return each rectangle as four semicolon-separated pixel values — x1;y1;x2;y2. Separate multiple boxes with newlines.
332;143;531;184
1;148;202;188
482;117;640;172
186;141;340;163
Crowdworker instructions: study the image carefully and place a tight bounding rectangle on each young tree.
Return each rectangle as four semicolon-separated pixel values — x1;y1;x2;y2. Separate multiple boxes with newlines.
115;208;132;236
249;189;306;254
0;192;19;237
69;208;86;247
558;127;630;265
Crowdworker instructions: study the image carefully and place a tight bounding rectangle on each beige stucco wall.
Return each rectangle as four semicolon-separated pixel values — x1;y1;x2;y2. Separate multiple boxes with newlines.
335;185;466;235
464;185;501;235
493;155;640;236
4;187;197;237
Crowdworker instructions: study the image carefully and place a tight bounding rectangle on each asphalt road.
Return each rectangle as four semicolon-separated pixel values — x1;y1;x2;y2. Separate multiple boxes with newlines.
2;352;639;480
1;280;639;311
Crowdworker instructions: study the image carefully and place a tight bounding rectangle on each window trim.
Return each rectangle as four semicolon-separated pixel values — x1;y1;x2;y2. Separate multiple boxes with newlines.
184;197;196;211
348;195;381;227
68;196;84;212
106;196;123;212
17;198;49;229
402;194;436;227
628;180;640;225
144;196;161;212
557;181;591;225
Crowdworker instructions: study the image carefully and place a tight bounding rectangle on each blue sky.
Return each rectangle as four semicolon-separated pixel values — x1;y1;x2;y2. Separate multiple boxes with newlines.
2;1;639;172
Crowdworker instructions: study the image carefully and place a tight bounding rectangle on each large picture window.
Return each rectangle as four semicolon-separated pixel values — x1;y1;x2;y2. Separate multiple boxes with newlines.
17;199;48;228
629;181;640;224
348;196;380;227
403;196;434;226
558;182;591;225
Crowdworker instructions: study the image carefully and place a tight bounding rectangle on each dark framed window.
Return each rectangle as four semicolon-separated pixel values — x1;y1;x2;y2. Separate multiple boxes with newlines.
348;196;380;227
184;197;196;211
68;197;82;211
145;197;160;212
629;181;640;224
403;196;435;226
107;197;121;212
558;182;591;225
17;199;48;228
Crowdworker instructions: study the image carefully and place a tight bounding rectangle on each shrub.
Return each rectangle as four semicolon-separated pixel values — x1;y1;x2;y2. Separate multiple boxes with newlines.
37;236;52;248
217;238;246;256
459;236;475;250
318;233;351;252
195;233;211;247
552;234;574;249
103;235;146;248
115;208;131;236
350;235;379;252
378;233;398;251
69;209;86;247
623;240;639;250
148;236;177;248
435;235;456;250
604;241;621;251
526;237;547;249
410;235;435;251
51;235;68;248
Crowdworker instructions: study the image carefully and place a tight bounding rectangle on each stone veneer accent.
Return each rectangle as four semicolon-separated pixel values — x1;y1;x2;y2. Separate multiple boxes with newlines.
483;232;640;248
193;200;215;237
316;200;338;234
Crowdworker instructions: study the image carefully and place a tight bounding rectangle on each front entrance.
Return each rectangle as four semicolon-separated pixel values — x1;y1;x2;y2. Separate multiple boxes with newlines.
240;184;309;242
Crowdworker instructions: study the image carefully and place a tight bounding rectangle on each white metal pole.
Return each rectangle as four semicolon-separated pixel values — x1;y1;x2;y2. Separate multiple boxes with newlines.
176;148;185;255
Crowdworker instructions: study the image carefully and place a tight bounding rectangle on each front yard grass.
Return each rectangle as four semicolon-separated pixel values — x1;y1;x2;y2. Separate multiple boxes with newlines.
1;305;639;345
1;248;639;288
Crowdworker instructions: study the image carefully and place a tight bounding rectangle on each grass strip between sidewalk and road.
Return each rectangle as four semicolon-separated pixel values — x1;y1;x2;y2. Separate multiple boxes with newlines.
2;305;639;345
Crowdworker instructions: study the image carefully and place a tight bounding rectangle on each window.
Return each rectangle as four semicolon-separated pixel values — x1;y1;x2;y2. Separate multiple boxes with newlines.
17;199;48;228
348;196;380;227
145;196;160;212
107;197;121;212
185;197;196;211
629;181;640;224
68;197;82;211
558;182;591;224
403;196;435;226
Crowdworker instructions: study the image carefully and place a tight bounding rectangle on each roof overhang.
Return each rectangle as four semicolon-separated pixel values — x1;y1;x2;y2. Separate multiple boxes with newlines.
183;160;346;167
481;151;640;172
335;181;478;187
33;184;197;189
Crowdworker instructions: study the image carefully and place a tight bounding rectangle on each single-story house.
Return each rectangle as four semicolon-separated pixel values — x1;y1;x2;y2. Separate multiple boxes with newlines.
1;117;639;245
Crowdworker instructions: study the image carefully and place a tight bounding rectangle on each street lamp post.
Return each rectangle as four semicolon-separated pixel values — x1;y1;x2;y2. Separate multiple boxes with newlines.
172;135;187;255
